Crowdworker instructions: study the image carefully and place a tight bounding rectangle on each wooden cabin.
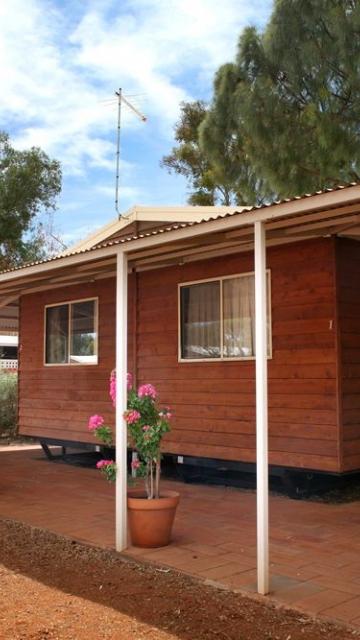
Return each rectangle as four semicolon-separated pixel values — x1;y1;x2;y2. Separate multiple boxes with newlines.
1;190;360;477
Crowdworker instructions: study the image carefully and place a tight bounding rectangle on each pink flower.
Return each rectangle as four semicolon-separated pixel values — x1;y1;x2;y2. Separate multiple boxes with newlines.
142;425;151;432
88;415;104;431
131;459;140;470
109;370;116;406
96;459;114;469
138;383;157;399
124;409;141;424
159;410;172;420
110;371;133;406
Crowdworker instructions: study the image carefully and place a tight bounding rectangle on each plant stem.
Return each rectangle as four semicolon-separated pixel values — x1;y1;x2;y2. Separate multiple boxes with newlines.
155;455;161;499
149;460;154;500
145;462;150;499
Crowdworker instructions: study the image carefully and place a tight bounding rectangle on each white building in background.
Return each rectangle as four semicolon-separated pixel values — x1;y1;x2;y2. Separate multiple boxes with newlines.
0;334;18;370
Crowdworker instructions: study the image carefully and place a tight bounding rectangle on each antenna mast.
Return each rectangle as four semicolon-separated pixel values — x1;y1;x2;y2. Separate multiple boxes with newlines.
115;88;122;219
114;88;147;218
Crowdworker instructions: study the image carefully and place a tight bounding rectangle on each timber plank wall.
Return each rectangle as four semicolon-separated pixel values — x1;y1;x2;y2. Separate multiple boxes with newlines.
136;238;339;472
19;279;135;445
337;238;360;472
19;237;345;473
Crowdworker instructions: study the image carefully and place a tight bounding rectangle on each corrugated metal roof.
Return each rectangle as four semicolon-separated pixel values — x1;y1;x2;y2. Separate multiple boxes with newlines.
0;181;358;276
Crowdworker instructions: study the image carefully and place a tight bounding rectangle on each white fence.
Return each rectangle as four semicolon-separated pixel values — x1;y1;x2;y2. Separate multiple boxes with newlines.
0;359;18;370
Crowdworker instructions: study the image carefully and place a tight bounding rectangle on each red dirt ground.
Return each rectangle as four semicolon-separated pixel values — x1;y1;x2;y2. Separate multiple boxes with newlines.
0;519;359;640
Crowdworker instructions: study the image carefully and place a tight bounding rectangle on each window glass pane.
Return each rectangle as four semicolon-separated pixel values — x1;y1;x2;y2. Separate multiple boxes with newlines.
181;282;220;359
70;300;97;364
223;274;271;358
1;346;17;359
223;275;255;358
46;305;69;364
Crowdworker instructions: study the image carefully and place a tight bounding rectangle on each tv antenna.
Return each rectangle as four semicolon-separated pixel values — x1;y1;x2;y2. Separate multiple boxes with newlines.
113;88;147;218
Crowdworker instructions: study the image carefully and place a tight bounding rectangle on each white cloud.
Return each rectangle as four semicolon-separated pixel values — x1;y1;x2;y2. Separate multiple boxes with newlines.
0;0;115;174
0;0;272;238
70;0;265;125
0;0;268;177
95;184;142;201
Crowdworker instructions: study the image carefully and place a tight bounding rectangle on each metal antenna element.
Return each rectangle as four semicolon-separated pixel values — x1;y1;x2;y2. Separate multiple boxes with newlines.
114;88;147;218
115;88;122;219
49;232;68;250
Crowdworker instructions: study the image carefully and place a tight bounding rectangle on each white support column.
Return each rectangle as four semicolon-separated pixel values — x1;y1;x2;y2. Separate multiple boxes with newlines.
115;249;128;551
254;220;269;595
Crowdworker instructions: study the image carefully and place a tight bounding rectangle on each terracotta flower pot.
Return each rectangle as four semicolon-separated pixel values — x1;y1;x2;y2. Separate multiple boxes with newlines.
127;489;180;548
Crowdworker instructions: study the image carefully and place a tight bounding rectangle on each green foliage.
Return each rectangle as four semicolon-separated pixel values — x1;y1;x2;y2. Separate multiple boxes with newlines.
161;101;219;205
0;132;62;270
89;377;172;499
94;424;113;447
0;372;18;437
163;0;360;202
98;461;117;483
199;64;270;205
126;389;171;473
236;0;360;196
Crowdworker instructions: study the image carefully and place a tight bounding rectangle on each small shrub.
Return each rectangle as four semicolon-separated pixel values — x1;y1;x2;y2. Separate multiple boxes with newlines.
0;372;18;438
88;371;172;499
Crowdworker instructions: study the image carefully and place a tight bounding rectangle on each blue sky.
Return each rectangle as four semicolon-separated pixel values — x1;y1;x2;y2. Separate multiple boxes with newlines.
1;0;272;248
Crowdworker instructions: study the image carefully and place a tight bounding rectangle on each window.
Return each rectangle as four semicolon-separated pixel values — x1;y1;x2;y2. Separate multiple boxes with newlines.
0;346;17;360
45;298;98;365
179;272;271;361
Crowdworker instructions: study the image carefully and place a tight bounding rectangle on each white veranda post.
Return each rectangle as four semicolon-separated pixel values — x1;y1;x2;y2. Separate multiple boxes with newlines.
254;220;269;595
115;249;128;551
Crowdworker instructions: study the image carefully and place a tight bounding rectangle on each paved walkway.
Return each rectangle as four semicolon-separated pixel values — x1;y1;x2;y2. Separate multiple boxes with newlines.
1;447;360;628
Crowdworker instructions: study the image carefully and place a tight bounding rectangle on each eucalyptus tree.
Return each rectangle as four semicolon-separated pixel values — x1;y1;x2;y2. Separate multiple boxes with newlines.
228;0;360;195
163;0;360;203
0;132;62;270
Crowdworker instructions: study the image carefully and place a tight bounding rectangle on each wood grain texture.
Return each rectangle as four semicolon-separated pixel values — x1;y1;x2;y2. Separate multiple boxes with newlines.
135;237;340;472
337;238;360;471
18;237;343;472
19;279;120;445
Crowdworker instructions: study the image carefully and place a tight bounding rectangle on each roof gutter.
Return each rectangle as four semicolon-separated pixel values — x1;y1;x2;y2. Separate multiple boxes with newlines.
1;184;360;286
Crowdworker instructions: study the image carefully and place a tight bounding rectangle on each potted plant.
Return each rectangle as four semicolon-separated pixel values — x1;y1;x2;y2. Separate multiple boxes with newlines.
87;371;179;548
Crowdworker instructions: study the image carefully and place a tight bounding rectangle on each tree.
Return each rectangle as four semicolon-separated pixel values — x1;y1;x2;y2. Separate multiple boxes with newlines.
161;96;265;206
161;101;219;205
163;0;360;203
199;64;270;205
0;132;62;270
235;0;360;196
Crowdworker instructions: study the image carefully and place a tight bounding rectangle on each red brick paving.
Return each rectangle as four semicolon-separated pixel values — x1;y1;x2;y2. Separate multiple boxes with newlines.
1;446;360;629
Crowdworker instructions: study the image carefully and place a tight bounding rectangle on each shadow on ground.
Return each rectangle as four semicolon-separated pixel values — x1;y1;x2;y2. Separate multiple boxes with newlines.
0;518;357;640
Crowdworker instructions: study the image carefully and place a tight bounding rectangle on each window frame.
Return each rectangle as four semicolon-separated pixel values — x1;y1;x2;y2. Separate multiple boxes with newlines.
44;297;99;367
178;270;272;363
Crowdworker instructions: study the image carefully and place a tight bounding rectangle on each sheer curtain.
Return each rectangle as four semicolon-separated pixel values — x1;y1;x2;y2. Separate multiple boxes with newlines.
181;282;220;358
45;305;68;364
223;275;255;357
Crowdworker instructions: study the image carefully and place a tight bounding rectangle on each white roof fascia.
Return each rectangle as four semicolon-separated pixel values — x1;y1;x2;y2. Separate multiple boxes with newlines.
124;186;360;254
62;211;134;255
64;205;247;254
1;184;360;286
